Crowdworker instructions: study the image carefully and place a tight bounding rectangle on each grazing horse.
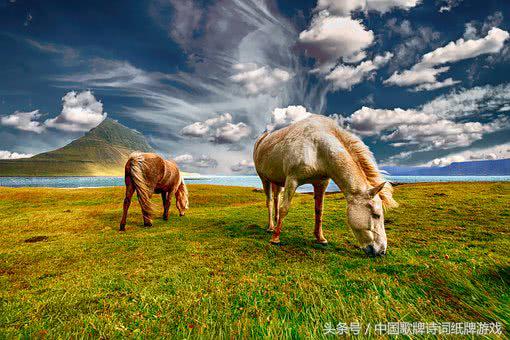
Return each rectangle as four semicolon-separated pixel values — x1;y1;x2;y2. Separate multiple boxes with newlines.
253;114;397;257
119;152;189;231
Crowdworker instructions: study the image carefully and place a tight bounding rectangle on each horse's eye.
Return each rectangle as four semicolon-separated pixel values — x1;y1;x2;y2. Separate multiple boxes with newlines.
372;213;380;219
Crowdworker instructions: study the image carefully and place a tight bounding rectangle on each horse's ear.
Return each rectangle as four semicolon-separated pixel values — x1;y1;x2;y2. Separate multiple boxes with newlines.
368;182;386;197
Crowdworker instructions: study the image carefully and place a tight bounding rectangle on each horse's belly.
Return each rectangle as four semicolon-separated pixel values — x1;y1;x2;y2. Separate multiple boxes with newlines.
256;161;286;185
256;155;325;186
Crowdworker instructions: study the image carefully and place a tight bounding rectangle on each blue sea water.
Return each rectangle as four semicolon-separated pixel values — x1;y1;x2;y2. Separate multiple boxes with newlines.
0;175;508;192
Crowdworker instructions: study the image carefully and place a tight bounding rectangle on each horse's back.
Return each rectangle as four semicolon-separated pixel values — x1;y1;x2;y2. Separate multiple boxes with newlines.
254;115;344;183
125;152;167;187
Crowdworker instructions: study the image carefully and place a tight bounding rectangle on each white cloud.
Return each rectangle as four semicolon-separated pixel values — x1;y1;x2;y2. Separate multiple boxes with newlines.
173;153;194;163
462;12;504;41
366;0;420;13
438;0;462;13
463;23;478;40
346;106;436;136
298;14;374;71
419;83;510;119
412;77;460;91
25;38;78;62
204;112;233;127
196;155;218;168
385;66;450;87
180;122;209;137
325;52;392;90
314;0;365;16
341;84;510;153
481;11;504;37
315;0;420;15
0;150;33;159
268;105;313;131
212;122;251;143
360;93;375;105
379;118;506;149
57;59;156;88
231;159;255;173
385;27;510;91
193;155;218;168
173;153;218;169
230;63;293;96
300;0;419;79
426;142;510;166
421;27;509;65
386;18;413;37
0;110;45;133
44;91;107;132
167;0;203;51
181;113;251;144
181;112;236;138
342;51;367;64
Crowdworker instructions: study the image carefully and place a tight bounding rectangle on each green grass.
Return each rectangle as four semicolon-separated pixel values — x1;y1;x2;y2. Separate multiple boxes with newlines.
0;182;508;338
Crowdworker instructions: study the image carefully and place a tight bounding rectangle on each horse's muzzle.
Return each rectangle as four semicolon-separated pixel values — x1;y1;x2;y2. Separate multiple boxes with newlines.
363;244;386;257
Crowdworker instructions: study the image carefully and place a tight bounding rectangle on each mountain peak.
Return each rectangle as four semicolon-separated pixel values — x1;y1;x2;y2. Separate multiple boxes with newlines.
0;118;154;176
80;118;154;152
94;117;134;131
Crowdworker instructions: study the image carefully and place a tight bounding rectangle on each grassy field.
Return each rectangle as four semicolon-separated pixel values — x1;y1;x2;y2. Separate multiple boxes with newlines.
0;182;509;338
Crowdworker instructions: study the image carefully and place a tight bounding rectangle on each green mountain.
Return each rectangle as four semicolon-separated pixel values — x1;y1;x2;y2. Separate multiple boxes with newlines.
0;118;154;176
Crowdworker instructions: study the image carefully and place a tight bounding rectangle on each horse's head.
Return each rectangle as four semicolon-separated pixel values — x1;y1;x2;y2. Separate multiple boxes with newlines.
346;182;388;257
175;180;189;216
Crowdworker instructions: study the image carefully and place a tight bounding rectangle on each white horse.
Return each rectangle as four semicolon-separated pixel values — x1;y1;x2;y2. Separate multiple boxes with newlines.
253;114;397;256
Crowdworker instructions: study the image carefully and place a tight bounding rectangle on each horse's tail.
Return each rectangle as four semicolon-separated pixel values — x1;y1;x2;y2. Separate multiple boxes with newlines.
127;152;154;215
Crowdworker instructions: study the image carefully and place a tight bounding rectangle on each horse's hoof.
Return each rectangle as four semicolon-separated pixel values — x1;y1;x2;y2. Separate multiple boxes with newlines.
163;216;168;221
119;224;125;231
266;228;275;233
270;240;283;246
316;240;328;245
144;222;153;227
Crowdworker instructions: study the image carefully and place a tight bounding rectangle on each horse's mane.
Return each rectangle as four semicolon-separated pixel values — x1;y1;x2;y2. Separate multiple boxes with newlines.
333;128;398;209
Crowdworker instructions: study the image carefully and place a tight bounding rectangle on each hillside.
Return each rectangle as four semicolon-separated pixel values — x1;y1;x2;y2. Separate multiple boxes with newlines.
383;158;510;176
0;118;154;176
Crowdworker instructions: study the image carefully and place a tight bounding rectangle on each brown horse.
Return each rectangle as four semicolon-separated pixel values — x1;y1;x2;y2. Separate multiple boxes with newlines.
119;152;189;231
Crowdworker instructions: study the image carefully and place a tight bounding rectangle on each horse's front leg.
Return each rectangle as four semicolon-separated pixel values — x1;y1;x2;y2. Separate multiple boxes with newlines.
162;192;171;220
313;180;329;244
262;180;274;231
119;178;135;231
271;177;298;244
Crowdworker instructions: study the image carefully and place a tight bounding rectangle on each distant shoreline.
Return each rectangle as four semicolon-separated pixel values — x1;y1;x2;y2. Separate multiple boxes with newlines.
1;175;509;192
1;174;510;178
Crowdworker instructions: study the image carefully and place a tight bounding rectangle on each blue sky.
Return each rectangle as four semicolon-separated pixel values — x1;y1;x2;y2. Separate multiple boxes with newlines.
0;0;509;173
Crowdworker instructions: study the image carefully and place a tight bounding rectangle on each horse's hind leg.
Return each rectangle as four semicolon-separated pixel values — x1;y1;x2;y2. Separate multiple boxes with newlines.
162;192;171;221
119;177;135;231
271;177;298;244
313;179;329;244
272;184;283;225
262;180;274;231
